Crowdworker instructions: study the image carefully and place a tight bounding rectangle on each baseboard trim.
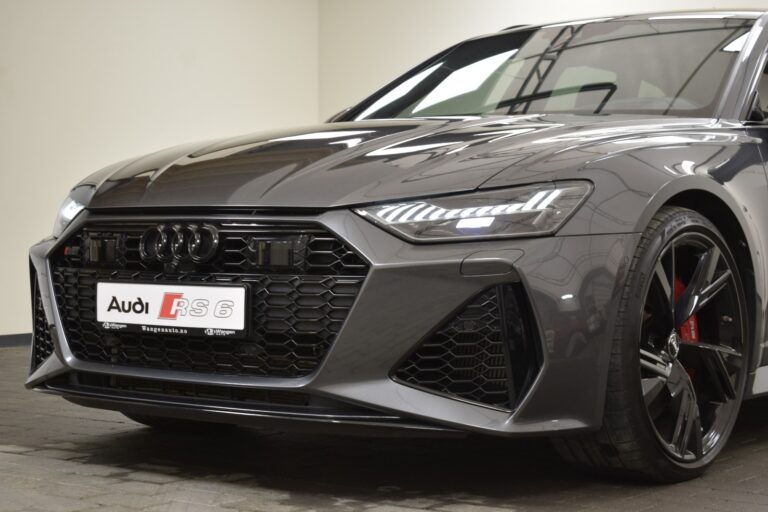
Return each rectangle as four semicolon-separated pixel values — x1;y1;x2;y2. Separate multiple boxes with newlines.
0;333;30;347
750;366;768;396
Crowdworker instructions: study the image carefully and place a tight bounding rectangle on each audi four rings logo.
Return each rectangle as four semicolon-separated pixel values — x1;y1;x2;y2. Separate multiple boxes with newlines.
139;223;220;263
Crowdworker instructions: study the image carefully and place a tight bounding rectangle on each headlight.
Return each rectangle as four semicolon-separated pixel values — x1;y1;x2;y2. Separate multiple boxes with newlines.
354;181;592;242
52;186;94;238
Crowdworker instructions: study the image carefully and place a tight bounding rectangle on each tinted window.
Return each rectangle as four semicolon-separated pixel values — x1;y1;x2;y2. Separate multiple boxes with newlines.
350;18;753;119
757;63;768;113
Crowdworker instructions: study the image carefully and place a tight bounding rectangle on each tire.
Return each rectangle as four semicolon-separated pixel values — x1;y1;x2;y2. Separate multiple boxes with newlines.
123;412;235;432
552;206;749;482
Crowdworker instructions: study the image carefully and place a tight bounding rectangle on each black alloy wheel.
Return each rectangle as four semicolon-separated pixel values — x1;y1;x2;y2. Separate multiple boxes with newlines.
553;206;749;482
639;230;745;462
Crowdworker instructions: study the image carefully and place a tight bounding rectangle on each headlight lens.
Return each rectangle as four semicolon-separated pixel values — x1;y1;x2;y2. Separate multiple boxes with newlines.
354;181;592;242
53;186;94;238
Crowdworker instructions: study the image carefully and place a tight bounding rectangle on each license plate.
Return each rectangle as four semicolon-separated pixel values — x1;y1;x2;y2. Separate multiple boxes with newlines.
96;282;246;337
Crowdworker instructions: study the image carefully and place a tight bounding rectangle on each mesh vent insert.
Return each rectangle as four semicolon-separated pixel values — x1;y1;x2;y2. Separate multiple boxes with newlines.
394;284;541;410
32;276;55;371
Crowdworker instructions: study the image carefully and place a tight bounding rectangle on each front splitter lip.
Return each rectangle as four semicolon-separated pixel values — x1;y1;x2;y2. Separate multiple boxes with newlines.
28;209;640;437
37;385;466;438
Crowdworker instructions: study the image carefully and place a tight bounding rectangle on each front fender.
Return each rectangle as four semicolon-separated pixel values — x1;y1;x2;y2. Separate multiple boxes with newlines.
483;131;768;373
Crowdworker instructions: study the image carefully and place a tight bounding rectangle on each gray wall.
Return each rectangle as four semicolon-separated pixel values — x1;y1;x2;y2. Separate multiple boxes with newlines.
0;0;319;335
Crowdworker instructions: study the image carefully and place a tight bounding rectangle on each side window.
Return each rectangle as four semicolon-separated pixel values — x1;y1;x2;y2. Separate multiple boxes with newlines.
750;60;768;121
758;63;768;111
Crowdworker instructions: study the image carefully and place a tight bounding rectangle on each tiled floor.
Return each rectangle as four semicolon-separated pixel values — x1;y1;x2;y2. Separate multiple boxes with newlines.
3;345;768;511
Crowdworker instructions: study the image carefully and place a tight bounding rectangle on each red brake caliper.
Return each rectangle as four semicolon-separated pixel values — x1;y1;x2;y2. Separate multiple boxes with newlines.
675;277;699;379
675;277;700;343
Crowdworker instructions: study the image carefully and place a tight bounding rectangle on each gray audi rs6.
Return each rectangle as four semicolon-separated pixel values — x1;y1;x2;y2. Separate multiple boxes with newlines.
28;11;768;481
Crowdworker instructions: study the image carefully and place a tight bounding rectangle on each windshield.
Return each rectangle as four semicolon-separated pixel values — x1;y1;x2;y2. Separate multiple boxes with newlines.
348;17;754;120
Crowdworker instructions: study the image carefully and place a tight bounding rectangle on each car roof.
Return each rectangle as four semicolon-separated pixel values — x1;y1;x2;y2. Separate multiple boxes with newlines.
500;11;766;32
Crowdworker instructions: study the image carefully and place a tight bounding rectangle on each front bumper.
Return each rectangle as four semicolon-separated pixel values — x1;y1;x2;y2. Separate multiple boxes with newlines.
28;209;640;436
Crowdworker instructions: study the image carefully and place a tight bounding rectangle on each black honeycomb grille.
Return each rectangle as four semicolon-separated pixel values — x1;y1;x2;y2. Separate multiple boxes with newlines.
394;284;541;410
32;277;55;370
52;268;363;377
50;219;368;378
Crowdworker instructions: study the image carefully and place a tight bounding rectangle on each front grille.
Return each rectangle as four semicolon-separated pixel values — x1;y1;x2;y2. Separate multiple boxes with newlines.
393;284;541;410
55;220;367;276
50;219;368;378
31;276;55;370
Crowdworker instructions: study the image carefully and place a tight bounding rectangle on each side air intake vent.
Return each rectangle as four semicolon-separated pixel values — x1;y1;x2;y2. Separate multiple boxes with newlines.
393;284;541;411
31;276;55;371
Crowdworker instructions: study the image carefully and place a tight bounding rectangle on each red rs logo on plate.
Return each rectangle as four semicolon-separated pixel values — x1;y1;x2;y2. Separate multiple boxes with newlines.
158;292;185;320
157;291;236;320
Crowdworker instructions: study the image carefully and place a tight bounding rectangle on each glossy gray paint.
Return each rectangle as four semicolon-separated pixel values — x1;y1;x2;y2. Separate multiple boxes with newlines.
78;115;761;217
26;10;768;435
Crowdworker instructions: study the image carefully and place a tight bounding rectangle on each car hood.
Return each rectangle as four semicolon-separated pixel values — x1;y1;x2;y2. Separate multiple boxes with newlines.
84;114;719;209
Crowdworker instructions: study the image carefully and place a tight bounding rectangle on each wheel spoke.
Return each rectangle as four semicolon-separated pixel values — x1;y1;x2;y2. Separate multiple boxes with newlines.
640;348;671;378
685;272;731;321
679;342;740;401
668;361;703;457
675;247;730;328
679;341;741;359
642;376;667;410
653;260;675;322
680;400;704;459
691;413;704;458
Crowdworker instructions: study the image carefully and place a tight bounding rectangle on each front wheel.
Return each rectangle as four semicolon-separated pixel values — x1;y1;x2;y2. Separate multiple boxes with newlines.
553;206;749;482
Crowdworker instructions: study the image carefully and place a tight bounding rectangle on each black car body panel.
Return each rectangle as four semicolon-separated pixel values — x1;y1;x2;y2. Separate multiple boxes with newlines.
27;11;768;437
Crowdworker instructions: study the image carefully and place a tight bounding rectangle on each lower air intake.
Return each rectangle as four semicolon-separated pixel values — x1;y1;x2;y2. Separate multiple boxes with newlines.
32;277;55;371
393;284;541;410
52;268;363;378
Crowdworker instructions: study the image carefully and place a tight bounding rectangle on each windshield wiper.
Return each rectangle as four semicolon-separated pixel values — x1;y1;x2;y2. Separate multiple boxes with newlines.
495;82;618;115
